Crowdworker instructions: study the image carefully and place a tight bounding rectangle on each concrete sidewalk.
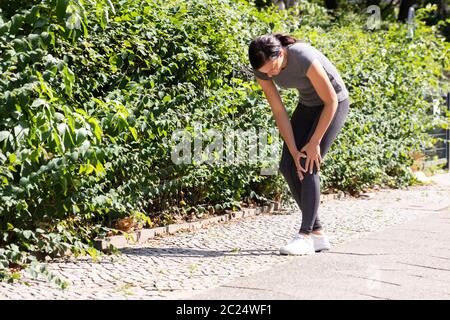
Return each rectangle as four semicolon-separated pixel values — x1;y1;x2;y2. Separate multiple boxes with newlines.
181;175;450;300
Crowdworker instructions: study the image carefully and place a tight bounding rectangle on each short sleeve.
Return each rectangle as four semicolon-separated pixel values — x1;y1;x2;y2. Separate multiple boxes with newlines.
253;68;272;80
296;47;319;74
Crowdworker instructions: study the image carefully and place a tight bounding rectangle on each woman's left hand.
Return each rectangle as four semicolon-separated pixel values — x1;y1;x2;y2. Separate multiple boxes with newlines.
300;140;322;174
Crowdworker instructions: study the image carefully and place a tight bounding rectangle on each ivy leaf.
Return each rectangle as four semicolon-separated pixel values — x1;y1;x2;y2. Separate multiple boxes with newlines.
88;118;103;142
22;230;33;240
56;0;70;21
0;131;10;142
129;127;138;141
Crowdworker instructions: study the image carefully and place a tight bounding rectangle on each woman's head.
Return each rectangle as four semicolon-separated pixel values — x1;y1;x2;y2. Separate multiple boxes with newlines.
248;33;301;77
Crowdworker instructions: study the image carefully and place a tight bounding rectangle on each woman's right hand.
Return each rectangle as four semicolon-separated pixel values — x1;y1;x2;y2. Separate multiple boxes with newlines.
292;150;308;181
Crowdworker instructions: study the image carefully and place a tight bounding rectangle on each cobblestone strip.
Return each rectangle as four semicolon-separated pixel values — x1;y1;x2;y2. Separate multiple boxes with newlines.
1;181;449;299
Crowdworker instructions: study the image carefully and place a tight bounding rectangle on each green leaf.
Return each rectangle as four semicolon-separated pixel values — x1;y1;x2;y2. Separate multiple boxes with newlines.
56;0;70;21
129;127;137;141
0;131;10;142
85;164;95;175
10;14;23;35
88;118;103;142
72;204;80;214
22;230;33;240
95;161;106;175
62;65;75;97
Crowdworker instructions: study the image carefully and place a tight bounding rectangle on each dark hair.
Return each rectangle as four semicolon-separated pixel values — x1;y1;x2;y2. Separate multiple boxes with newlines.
248;32;307;70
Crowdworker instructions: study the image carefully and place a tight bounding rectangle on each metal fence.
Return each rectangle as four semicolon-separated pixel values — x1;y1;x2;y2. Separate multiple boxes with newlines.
423;92;450;170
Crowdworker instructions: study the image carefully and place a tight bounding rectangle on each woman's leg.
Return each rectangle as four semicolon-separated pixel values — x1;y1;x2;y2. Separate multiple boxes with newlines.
278;103;316;223
298;98;350;234
279;98;350;235
279;103;321;231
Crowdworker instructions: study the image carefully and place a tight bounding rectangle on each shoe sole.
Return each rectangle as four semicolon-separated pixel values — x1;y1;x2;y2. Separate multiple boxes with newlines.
279;250;315;256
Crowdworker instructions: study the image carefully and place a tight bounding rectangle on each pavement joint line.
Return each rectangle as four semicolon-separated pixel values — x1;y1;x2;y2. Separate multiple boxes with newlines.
200;285;299;299
405;272;450;284
220;285;270;292
378;269;404;272
357;293;392;300
406;273;426;278
328;252;392;256
396;262;450;272
342;274;402;287
358;237;417;243
427;255;450;261
393;228;440;234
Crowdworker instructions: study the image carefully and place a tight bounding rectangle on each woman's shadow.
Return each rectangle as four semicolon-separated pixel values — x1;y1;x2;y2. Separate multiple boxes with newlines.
120;246;278;258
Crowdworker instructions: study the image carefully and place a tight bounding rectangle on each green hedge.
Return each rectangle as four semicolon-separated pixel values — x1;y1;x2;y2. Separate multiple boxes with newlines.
0;0;448;285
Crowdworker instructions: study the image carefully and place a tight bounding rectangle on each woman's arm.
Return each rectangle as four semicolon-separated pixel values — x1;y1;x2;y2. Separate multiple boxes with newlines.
256;77;299;157
305;59;339;145
255;77;307;179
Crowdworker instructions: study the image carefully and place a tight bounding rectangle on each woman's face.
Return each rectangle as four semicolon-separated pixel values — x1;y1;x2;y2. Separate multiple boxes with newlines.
258;49;285;78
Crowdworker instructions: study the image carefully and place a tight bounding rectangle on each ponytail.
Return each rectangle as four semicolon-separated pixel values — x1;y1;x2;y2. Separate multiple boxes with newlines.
272;32;299;47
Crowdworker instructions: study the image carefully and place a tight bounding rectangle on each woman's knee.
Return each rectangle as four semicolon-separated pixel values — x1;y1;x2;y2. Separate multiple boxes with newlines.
299;156;319;176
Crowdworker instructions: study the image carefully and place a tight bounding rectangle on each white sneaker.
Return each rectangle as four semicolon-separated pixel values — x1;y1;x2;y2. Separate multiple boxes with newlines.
311;233;331;252
279;234;315;255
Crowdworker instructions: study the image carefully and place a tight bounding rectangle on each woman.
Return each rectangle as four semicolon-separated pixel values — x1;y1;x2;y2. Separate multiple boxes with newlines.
248;33;350;255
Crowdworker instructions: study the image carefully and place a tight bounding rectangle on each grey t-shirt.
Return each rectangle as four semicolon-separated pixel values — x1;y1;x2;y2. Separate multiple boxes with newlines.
253;42;349;107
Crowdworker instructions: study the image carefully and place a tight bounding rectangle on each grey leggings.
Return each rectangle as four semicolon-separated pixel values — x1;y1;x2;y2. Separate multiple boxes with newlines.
278;98;350;235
